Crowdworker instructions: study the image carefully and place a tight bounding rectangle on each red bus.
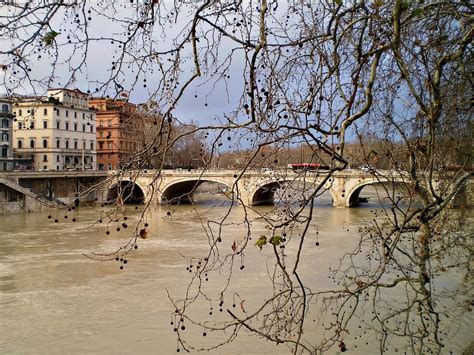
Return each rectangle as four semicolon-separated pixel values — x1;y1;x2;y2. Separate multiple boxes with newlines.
287;163;329;171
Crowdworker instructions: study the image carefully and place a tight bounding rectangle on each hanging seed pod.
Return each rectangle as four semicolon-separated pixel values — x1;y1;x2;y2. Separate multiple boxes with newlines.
139;228;149;239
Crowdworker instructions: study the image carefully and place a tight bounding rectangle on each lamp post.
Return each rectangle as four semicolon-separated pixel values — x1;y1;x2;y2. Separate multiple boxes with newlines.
300;143;304;164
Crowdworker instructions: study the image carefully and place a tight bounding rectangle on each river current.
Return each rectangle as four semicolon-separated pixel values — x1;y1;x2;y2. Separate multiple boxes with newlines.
0;188;472;354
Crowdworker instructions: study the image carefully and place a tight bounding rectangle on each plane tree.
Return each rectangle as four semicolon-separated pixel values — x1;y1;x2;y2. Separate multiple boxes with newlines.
1;0;472;353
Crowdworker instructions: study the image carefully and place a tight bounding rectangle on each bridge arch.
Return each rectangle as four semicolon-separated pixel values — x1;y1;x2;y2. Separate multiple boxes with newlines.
249;180;284;206
344;177;409;207
249;178;339;206
107;179;146;204
160;177;233;204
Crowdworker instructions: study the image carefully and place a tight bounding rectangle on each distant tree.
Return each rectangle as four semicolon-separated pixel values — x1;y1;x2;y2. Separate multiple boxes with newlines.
1;0;472;353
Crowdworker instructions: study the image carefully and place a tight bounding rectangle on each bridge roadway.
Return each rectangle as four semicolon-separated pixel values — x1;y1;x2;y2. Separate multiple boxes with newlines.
107;168;408;207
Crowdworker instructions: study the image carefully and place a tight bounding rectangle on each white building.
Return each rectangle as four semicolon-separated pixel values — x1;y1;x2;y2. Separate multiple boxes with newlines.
12;88;97;171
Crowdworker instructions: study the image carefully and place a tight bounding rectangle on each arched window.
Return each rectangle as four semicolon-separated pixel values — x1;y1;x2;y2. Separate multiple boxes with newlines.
30;139;35;149
18;140;22;149
43;139;48;148
56;140;60;149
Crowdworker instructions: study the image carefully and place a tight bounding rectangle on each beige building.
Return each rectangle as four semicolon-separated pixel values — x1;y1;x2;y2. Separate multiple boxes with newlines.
12;88;97;171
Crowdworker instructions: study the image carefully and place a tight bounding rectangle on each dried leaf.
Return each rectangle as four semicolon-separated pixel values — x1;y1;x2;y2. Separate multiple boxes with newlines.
240;300;246;313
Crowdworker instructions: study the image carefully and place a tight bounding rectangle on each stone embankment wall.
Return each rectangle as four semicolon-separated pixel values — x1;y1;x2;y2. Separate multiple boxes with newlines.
0;181;43;214
18;177;105;206
451;179;474;208
0;175;107;214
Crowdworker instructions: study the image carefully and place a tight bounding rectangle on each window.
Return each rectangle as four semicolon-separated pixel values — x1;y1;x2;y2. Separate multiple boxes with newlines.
82;124;86;132
2;104;9;113
1;147;7;157
43;121;48;129
18;122;23;129
56;165;59;170
74;141;78;149
30;121;34;129
74;123;77;131
43;155;47;162
43;165;47;170
56;121;60;129
82;113;85;119
19;109;22;116
43;139;48;148
65;122;69;130
56;155;60;162
2;133;8;142
83;141;86;149
90;142;94;150
65;140;69;149
56;108;60;116
2;119;9;128
74;112;77;118
18;140;22;149
43;108;48;115
30;139;35;148
66;110;69;117
99;142;103;149
90;126;93;133
56;140;60;149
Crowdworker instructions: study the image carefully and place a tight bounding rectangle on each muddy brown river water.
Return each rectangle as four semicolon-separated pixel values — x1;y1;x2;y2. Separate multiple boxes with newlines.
0;188;472;354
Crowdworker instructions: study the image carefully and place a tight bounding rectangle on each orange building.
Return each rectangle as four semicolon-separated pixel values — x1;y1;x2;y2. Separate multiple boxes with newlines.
89;98;146;171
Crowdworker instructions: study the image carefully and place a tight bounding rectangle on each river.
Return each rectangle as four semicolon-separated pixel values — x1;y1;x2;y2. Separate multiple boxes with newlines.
0;187;472;354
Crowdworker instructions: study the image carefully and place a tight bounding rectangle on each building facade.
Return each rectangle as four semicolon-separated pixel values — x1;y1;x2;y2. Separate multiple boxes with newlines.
89;98;146;171
12;88;97;171
0;98;14;171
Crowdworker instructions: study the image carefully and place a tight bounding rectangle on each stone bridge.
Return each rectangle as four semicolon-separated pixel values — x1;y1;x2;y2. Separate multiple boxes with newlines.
105;169;410;208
